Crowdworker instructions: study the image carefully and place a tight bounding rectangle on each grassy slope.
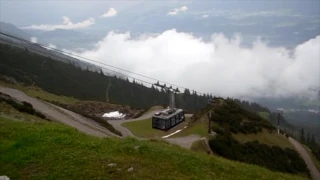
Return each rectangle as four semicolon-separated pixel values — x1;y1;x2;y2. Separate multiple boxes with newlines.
122;118;168;138
190;140;211;154
259;112;270;120
0;102;46;122
0;117;307;180
172;118;208;138
233;130;294;149
0;81;79;104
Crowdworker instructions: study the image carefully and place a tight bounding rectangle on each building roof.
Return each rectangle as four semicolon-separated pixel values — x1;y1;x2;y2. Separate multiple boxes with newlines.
152;108;184;119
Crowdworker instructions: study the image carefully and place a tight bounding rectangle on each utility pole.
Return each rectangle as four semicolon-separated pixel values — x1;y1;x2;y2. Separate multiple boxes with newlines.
154;82;180;109
208;98;218;134
207;110;212;134
106;77;112;103
277;109;283;135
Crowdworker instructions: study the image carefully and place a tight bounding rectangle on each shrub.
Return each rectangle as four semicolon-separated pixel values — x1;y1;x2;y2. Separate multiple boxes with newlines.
0;95;47;120
208;134;310;176
210;99;275;135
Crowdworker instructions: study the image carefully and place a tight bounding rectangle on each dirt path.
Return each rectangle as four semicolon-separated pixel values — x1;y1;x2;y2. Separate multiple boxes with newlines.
289;137;320;180
0;87;118;138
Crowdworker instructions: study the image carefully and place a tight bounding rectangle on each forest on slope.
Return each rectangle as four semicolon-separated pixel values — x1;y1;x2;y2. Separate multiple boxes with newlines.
206;98;310;177
0;43;208;112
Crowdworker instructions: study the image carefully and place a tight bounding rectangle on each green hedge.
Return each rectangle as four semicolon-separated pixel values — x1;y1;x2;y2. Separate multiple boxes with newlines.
208;133;309;176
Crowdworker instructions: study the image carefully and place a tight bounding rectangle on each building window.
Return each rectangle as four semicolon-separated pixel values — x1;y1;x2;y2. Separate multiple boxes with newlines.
171;117;175;126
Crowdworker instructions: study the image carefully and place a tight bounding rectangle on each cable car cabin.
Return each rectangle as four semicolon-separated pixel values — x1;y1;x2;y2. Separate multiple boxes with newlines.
152;108;185;131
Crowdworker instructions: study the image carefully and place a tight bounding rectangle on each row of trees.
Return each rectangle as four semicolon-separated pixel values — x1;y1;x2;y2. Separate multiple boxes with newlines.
300;128;320;161
0;43;208;112
233;98;270;113
210;98;274;134
208;132;309;176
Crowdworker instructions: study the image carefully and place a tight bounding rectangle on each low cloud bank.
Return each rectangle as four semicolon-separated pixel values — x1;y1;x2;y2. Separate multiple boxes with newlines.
168;6;188;16
72;29;320;99
23;16;95;31
30;37;38;43
101;8;118;18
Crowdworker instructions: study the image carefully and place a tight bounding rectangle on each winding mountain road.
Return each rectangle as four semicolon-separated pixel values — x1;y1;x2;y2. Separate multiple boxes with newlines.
289;137;320;180
0;86;119;138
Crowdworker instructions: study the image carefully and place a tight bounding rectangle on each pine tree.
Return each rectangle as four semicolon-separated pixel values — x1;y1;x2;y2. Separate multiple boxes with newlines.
307;132;311;145
300;128;305;143
311;134;317;147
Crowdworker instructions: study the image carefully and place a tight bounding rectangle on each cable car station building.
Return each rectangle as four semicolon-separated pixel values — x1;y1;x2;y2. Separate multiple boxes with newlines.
152;108;185;130
152;82;185;130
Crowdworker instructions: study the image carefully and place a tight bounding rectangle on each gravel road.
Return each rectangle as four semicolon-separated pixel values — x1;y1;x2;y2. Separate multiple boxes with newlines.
0;87;118;137
289;137;320;180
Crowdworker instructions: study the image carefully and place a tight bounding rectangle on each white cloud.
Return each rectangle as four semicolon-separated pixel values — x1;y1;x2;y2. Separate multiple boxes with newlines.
43;43;57;50
273;22;297;28
70;30;320;99
168;10;179;16
202;15;209;18
48;43;57;49
192;9;303;20
167;6;188;16
228;10;302;20
30;37;37;43
101;8;118;18
22;16;95;31
305;27;317;31
179;6;188;12
228;22;256;26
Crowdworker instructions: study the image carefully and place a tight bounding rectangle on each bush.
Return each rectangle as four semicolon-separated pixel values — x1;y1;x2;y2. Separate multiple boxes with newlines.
210;99;275;135
0;95;47;120
208;134;309;176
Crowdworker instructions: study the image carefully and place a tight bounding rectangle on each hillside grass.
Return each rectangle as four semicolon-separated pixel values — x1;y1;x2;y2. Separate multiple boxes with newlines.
190;139;211;154
259;112;270;120
0;117;307;180
233;130;293;149
0;81;80;104
0;102;46;122
171;118;208;138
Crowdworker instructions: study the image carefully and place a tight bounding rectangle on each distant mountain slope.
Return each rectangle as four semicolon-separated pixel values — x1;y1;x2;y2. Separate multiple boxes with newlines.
192;98;310;177
0;43;208;111
0;32;101;72
39;29;85;39
0;22;30;40
35;28;99;49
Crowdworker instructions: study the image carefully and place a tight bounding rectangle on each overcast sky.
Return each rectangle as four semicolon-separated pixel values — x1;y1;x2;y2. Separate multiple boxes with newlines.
0;0;319;100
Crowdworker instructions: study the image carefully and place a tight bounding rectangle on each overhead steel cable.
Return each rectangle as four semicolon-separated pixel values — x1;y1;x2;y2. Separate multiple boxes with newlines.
0;32;208;96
